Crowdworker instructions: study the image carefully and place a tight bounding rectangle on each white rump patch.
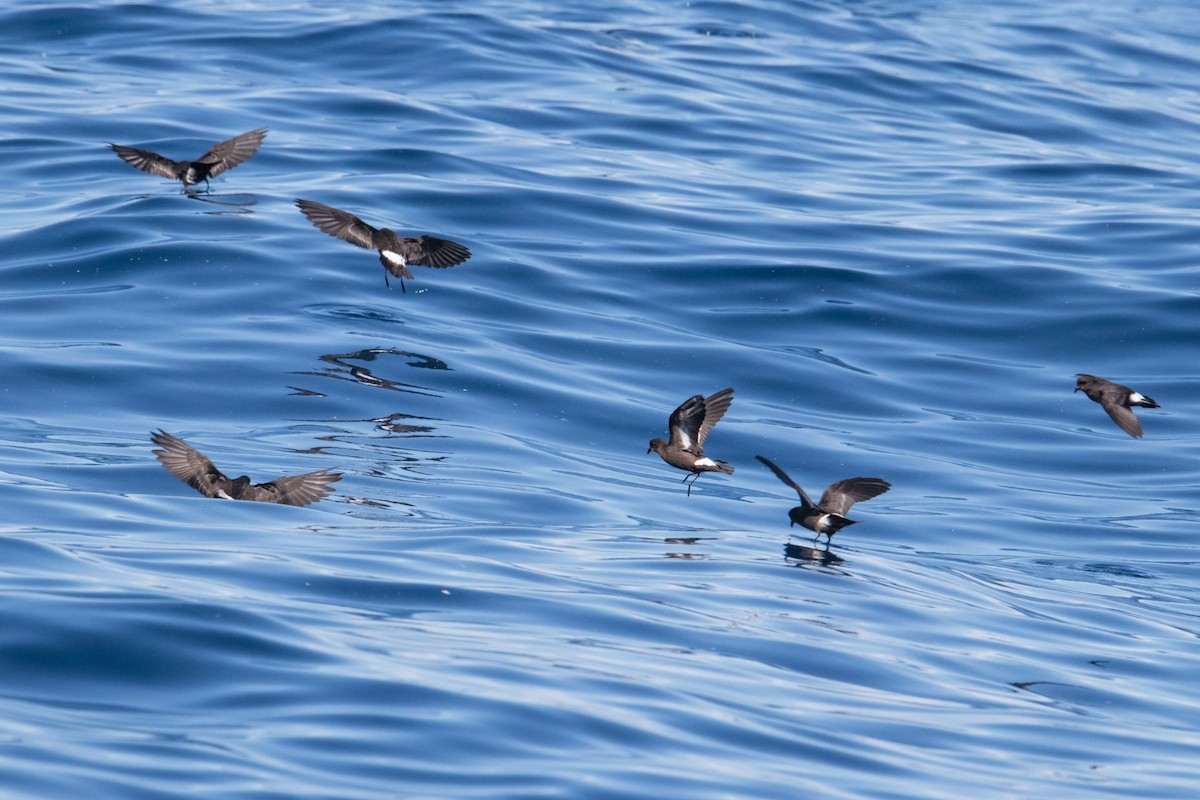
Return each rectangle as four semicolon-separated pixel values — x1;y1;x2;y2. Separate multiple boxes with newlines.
1129;392;1144;403
381;250;406;267
694;457;717;468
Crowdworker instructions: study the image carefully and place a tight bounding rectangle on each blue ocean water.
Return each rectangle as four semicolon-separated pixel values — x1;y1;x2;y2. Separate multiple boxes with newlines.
1;0;1199;796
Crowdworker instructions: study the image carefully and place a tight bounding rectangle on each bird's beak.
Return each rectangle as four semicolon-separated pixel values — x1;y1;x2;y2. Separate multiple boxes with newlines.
646;446;652;454
1073;387;1080;392
789;520;796;527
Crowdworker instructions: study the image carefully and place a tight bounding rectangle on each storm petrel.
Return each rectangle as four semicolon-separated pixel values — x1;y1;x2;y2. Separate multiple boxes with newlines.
109;128;267;190
755;455;890;541
151;429;341;506
294;199;471;292
647;388;735;495
1075;373;1160;439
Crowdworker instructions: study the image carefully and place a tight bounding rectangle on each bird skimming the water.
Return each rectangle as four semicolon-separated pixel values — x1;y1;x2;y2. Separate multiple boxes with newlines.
647;388;735;495
151;429;340;506
755;455;889;541
295;198;471;292
110;128;266;191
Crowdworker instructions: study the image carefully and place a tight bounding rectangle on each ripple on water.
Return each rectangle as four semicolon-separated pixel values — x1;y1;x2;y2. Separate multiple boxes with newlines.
1;1;1200;798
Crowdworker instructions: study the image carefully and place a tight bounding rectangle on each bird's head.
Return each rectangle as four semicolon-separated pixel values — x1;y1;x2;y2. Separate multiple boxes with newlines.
647;438;666;455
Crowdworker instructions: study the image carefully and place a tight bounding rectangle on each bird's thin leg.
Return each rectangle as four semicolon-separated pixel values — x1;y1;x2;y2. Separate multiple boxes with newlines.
684;472;700;496
383;269;390;289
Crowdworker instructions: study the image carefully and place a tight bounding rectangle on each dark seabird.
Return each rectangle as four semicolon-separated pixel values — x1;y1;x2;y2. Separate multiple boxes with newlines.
647;388;735;495
755;455;890;541
151;429;340;506
109;128;267;190
1074;374;1160;439
294;198;471;292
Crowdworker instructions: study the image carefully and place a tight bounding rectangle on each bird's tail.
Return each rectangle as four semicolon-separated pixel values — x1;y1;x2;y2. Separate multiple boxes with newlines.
823;515;857;536
713;460;734;474
379;253;415;281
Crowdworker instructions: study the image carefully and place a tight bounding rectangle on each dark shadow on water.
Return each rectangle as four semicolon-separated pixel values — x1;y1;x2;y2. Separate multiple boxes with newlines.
662;537;717;559
1010;680;1110;714
370;412;439;436
1081;562;1156;580
291;348;450;396
664;551;710;560
664;536;711;545
0;284;133;302
343;496;395;510
610;528;718;559
784;540;845;568
776;345;875;376
302;304;405;325
186;192;258;212
292;413;442;438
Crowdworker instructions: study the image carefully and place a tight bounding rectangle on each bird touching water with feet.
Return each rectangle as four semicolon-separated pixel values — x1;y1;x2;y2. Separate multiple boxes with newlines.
755;455;890;542
648;388;734;495
151;430;340;506
110;128;267;191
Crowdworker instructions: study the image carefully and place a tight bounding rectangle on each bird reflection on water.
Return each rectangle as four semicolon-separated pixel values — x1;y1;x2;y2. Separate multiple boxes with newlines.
756;455;890;542
187;192;258;212
292;348;450;395
370;413;438;436
783;541;844;568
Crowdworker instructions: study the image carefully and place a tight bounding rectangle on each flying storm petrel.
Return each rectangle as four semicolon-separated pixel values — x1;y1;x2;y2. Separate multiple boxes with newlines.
648;388;735;495
755;455;890;541
295;198;471;292
109;128;267;190
151;429;340;506
1074;373;1160;439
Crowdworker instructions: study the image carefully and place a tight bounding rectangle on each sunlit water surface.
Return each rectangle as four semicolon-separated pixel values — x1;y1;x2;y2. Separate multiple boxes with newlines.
1;1;1199;797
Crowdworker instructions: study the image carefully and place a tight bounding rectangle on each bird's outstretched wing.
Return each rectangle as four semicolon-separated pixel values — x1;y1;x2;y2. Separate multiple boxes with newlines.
295;199;378;250
819;478;891;517
151;429;226;497
696;387;733;447
197;128;267;178
247;469;342;506
755;454;814;507
667;394;705;451
110;144;180;179
1102;402;1143;438
396;236;472;268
